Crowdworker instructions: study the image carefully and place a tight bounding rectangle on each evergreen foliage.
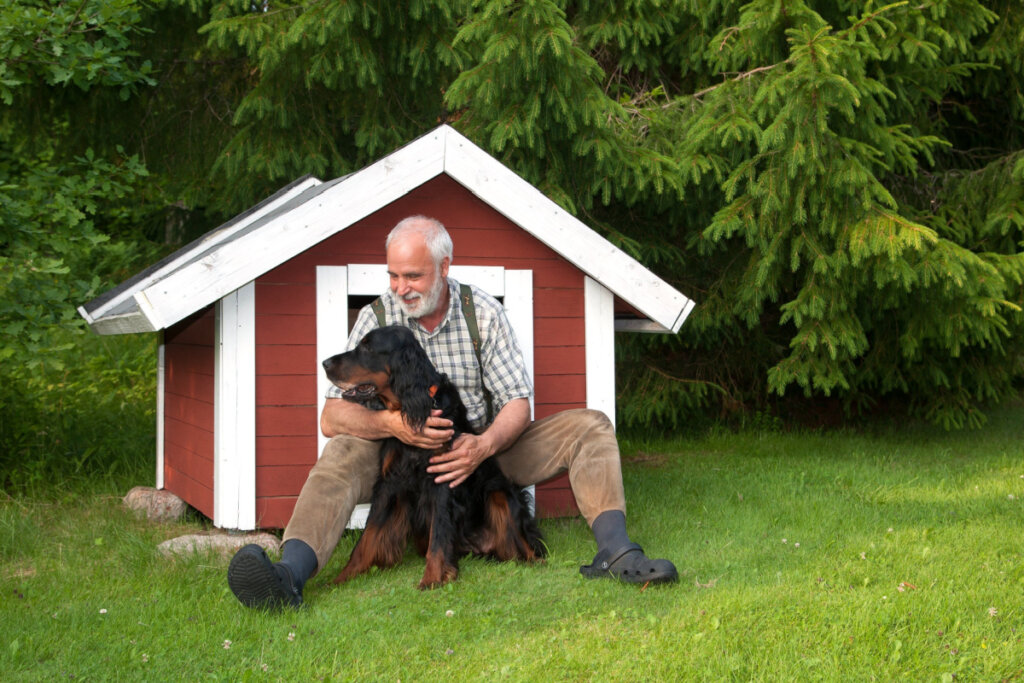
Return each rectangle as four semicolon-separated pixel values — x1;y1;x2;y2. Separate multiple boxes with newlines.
4;0;1024;439
0;0;154;373
196;0;470;212
0;0;234;480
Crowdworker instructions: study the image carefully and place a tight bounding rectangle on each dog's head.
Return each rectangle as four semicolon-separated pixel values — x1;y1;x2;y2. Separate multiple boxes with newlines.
321;326;439;428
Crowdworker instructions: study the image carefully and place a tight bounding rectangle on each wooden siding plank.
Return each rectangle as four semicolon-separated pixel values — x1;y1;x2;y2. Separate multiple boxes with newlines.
164;309;215;345
533;346;586;375
535;318;585;346
256;465;317;498
256;314;316;345
257;435;318;467
255;405;319;437
256;345;316;375
534;375;586;405
532;288;585;317
165;340;215;373
163;368;215;400
257;283;315;314
163;443;213;485
255;497;297;530
453;228;563;260
164;466;214;519
256;374;316;407
163;416;214;456
534;473;579;518
164;395;214;432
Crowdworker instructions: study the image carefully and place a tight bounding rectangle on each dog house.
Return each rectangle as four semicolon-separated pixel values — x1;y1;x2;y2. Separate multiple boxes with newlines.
79;125;694;530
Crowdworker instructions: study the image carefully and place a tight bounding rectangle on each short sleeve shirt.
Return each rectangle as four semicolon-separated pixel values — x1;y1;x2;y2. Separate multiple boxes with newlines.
325;277;533;432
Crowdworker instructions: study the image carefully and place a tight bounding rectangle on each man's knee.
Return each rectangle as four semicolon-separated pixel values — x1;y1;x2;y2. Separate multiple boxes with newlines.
579;408;614;430
559;408;616;442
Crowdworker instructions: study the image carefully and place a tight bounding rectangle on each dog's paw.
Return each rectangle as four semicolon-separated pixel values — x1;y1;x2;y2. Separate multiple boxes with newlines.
418;563;458;590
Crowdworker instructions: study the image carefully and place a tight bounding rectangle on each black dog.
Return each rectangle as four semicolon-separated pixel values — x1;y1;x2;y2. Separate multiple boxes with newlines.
321;326;545;589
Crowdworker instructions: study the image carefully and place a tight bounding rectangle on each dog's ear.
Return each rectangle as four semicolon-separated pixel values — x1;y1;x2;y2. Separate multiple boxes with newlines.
389;337;438;430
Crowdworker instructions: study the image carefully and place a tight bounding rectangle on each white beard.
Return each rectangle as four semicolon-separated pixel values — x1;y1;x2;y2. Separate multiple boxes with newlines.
396;274;446;319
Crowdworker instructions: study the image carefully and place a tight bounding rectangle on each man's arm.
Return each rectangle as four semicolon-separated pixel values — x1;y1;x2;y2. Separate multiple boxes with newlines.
426;397;531;488
320;397;455;449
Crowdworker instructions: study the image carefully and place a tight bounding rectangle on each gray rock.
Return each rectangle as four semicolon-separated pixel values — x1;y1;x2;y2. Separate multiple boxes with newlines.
122;486;188;522
157;532;281;558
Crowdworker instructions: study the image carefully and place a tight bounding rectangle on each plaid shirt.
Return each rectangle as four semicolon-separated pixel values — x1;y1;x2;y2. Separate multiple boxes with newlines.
326;277;533;432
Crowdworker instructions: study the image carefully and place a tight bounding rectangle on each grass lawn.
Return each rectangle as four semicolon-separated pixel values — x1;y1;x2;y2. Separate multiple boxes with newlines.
2;401;1023;681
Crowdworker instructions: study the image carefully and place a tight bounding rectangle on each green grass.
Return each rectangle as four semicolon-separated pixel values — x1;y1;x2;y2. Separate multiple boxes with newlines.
2;401;1023;681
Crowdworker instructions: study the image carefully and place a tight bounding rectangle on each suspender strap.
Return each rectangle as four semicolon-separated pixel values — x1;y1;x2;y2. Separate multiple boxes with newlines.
459;284;495;423
370;284;495;423
459;284;483;370
371;297;386;327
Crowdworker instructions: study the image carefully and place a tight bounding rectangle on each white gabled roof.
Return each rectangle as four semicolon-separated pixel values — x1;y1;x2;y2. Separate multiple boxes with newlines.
80;125;694;334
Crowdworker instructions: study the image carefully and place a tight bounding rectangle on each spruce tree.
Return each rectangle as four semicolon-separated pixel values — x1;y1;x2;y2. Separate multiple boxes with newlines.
31;0;1018;430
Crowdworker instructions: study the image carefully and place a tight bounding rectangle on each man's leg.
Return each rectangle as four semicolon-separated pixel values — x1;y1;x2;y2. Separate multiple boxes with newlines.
495;409;677;584
227;435;381;608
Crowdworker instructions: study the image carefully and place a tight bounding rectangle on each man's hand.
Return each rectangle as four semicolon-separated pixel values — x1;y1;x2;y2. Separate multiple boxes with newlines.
427;433;493;488
321;398;453;448
392;409;454;450
426;397;530;488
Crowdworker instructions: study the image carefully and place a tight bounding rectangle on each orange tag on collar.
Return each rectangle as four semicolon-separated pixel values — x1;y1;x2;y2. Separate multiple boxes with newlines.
428;385;438;398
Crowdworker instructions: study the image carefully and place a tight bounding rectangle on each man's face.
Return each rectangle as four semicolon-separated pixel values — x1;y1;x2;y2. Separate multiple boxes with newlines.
386;234;449;319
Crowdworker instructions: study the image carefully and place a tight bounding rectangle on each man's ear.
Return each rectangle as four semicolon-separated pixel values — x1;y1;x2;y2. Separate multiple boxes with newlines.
439;257;450;279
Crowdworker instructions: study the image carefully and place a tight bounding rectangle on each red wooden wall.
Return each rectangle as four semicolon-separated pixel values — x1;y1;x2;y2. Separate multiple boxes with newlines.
162;309;216;520
252;174;585;527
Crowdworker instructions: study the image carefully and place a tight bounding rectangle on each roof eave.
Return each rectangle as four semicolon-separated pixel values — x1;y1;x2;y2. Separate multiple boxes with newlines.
78;305;156;335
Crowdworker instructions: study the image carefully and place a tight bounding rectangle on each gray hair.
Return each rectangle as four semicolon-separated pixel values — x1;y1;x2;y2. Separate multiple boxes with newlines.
385;215;453;268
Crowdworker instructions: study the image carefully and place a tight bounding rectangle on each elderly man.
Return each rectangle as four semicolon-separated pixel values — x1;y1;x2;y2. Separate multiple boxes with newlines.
228;215;677;608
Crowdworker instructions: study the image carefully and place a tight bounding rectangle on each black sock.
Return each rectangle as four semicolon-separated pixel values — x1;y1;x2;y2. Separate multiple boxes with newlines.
278;539;318;589
591;510;631;555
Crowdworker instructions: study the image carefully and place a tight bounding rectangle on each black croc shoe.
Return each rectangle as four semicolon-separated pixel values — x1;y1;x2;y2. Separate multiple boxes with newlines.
580;542;678;585
227;544;303;609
